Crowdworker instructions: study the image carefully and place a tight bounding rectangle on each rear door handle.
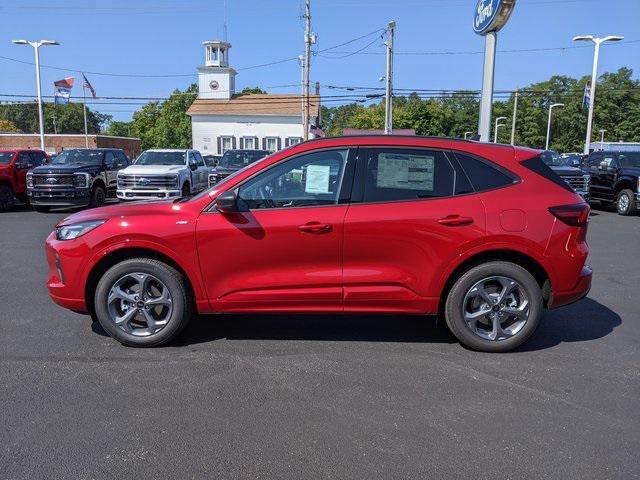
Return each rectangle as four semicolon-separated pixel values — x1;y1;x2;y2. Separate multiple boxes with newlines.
438;215;474;227
298;222;333;234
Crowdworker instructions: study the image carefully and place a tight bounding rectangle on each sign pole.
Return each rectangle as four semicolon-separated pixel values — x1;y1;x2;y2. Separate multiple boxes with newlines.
478;31;497;142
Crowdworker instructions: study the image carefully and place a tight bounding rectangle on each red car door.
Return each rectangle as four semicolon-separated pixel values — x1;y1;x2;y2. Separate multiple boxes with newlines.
342;147;486;314
196;147;356;312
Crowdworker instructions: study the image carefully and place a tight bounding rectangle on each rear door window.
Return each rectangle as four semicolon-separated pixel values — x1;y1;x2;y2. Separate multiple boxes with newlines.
360;148;455;203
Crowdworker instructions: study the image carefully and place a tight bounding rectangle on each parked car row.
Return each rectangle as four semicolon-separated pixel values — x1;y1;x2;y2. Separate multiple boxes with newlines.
542;150;640;216
0;147;272;212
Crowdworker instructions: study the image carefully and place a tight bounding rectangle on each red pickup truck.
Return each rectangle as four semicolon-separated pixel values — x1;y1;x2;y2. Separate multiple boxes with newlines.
0;149;49;211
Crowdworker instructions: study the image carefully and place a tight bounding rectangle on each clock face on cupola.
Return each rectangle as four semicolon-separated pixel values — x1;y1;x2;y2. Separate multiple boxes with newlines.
209;80;219;91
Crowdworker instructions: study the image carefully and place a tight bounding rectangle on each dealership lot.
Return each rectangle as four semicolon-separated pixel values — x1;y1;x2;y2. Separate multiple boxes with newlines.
1;206;639;479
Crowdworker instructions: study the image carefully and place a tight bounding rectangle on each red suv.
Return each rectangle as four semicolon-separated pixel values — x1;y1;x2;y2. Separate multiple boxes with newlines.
45;137;591;352
0;149;49;211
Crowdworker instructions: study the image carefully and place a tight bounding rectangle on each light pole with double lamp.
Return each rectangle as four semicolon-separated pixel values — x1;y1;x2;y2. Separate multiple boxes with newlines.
573;35;624;154
12;39;60;151
494;117;507;143
545;103;564;151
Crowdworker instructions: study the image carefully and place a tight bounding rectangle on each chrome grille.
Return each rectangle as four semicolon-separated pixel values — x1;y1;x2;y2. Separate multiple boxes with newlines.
561;175;589;192
32;174;74;188
118;175;177;190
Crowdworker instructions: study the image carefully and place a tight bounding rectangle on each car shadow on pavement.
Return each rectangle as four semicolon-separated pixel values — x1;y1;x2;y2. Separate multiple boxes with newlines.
515;297;621;352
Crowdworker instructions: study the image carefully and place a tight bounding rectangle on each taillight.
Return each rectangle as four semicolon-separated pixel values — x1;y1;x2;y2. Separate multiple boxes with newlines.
548;203;590;227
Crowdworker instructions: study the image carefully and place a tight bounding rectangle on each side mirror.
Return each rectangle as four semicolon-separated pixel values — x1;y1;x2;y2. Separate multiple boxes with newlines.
215;190;238;213
188;159;198;171
16;160;29;170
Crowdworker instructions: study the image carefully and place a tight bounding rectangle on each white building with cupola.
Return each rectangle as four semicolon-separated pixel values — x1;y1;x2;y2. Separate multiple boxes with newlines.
187;41;320;155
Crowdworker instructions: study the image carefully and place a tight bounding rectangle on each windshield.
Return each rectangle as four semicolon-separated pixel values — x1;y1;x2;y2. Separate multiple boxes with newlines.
136;151;186;166
619;152;640;168
0;152;15;164
219;150;268;168
53;150;103;166
541;151;572;167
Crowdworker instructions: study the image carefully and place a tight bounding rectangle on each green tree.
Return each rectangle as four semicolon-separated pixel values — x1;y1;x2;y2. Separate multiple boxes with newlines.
105;120;132;137
0;119;22;133
0;102;109;134
240;87;267;94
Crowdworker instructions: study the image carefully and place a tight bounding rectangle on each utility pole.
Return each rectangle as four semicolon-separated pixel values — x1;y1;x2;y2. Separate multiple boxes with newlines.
510;89;518;145
303;0;311;141
384;21;396;135
298;55;304;130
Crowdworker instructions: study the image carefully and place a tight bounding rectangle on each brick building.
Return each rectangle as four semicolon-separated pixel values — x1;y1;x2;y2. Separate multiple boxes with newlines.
0;134;142;160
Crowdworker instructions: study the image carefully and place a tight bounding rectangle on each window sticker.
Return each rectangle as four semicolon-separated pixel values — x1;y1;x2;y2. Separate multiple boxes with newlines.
377;153;434;191
305;164;331;194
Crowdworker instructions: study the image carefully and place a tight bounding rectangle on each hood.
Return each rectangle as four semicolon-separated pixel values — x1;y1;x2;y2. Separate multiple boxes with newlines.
621;166;640;177
31;163;101;175
56;199;177;226
549;166;585;176
211;166;238;175
121;164;186;175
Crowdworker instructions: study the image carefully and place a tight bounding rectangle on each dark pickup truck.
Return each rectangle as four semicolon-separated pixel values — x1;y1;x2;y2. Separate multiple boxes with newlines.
540;151;590;201
0;149;49;211
27;148;130;212
208;149;271;187
586;150;640;216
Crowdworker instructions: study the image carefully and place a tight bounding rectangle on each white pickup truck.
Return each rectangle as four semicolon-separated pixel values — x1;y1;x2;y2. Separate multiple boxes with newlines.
117;149;210;201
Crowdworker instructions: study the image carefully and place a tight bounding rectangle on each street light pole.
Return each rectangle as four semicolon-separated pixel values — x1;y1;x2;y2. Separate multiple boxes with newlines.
494;116;506;143
12;39;60;151
545;103;564;151
573;34;624;154
510;89;519;145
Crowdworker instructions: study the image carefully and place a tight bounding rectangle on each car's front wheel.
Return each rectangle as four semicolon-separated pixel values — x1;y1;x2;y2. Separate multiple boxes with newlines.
444;261;543;353
0;185;15;212
94;258;193;347
616;189;636;216
90;184;106;208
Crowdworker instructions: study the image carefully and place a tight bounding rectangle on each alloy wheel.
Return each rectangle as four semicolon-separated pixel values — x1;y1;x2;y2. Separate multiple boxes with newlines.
106;272;173;336
618;193;630;213
462;276;530;341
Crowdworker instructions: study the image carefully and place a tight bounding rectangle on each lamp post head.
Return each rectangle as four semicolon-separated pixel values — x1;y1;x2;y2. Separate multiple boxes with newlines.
602;35;624;43
551;103;565;109
572;35;594;43
11;40;28;45
40;40;60;46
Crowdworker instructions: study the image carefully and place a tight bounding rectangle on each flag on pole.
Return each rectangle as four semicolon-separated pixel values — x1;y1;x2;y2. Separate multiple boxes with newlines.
582;80;591;109
54;77;74;105
310;125;325;137
82;73;97;98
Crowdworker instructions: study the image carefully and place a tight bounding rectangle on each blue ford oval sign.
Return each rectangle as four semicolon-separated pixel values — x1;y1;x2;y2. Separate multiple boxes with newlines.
473;0;516;35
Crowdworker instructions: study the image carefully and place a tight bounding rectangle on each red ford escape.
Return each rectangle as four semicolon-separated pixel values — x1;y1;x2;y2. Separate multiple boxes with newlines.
45;136;591;352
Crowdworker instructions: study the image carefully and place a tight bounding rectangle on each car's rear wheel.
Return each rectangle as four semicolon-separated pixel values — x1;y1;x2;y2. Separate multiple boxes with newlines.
616;189;636;216
0;185;15;212
90;185;106;208
94;258;193;347
444;261;543;353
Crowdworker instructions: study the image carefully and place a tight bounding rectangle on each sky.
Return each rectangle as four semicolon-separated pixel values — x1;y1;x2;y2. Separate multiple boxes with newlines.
0;0;638;122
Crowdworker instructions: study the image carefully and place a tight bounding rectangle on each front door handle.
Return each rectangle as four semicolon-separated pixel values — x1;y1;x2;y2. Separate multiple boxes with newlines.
438;215;474;227
298;222;333;234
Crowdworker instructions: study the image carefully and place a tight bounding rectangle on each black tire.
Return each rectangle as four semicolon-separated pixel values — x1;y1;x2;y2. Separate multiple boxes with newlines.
181;183;190;197
94;258;193;347
89;184;106;208
33;205;50;213
0;184;15;212
616;189;636;216
444;261;543;353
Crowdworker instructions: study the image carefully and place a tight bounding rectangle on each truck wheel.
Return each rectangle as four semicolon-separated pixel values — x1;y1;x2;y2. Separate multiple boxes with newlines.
89;185;106;208
94;258;193;347
181;183;190;197
0;185;15;212
444;261;543;353
34;206;50;213
616;189;636;216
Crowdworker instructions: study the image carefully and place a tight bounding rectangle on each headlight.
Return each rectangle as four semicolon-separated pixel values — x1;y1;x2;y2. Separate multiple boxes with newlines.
170;175;179;187
74;172;90;188
26;172;33;188
55;219;106;241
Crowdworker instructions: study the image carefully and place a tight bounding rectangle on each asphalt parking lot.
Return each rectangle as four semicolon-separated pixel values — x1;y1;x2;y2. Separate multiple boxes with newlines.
1;205;639;479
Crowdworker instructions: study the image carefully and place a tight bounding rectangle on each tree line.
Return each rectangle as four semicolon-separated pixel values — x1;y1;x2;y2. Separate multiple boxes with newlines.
0;69;637;153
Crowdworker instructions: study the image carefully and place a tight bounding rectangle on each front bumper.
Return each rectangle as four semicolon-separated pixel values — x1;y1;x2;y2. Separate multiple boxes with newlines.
549;265;592;309
117;189;182;200
45;232;90;312
28;188;90;207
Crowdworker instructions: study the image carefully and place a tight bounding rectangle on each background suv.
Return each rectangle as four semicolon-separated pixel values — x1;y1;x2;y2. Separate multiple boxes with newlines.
117;149;209;200
45;136;591;352
0;148;49;211
208;149;270;187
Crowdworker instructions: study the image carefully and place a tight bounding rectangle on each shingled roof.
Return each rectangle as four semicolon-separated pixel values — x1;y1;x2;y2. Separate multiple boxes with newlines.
186;93;320;117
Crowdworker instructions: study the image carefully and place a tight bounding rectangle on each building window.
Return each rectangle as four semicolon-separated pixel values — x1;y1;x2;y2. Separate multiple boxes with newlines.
241;136;258;150
263;137;280;152
286;137;303;147
219;136;234;154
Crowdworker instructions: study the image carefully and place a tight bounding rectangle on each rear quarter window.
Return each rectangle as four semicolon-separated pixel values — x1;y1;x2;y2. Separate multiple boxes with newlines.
454;153;517;192
520;154;574;193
